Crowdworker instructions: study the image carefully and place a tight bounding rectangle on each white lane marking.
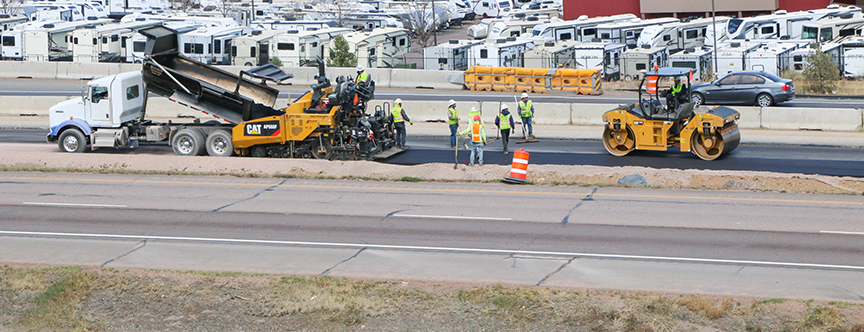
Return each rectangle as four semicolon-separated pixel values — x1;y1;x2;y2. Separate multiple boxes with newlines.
821;230;864;236
391;214;511;221
22;202;128;208
1;230;863;271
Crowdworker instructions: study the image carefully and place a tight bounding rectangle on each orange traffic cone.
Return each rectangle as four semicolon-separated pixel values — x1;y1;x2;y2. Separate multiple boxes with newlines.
503;148;529;184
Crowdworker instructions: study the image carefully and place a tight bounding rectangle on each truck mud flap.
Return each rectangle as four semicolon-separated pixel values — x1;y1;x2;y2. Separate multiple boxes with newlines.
372;147;406;160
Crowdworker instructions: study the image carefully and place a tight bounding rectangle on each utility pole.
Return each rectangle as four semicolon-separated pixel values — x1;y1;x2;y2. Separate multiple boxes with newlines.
711;0;718;81
252;0;256;22
432;0;437;45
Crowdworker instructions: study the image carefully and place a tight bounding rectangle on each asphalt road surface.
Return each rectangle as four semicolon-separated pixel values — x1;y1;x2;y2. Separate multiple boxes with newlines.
1;173;863;299
0;78;861;108
5;129;864;177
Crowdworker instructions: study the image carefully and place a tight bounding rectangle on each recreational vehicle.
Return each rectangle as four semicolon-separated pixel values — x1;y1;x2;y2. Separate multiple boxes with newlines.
28;1;110;19
251;20;338;31
424;39;484;70
715;42;763;75
522;40;574;69
669;48;712;82
102;0;153;18
620;45;668;81
71;20;163;62
124;23;200;62
637;16;731;53
468;37;534;67
5;18;112;61
468;16;558;39
180;26;251;64
746;44;804;76
271;27;352;67
120;13;238;28
330;27;411;68
0;15;28;32
800;15;864;42
21;4;78;22
231;29;276;66
571;42;626;79
531;13;637;42
725;5;861;40
592;17;678;48
473;0;508;18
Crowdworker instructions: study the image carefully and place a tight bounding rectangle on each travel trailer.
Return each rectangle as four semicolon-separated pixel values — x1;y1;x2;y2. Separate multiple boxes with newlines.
328;27;411;68
180;26;251;64
125;23;201;62
270;27;352;67
473;0;510;18
3;18;113;61
715;42;763;75
120;13;238;28
531;13;637;42
21;4;78;22
101;0;153;18
27;1;110;19
620;45;668;81
522;40;574;69
341;15;404;31
637;16;731;53
725;5;861;40
251;19;339;31
669;47;712;83
800;15;864;42
0;15;28;32
424;39;484;70
592;17;679;48
231;29;276;67
71;20;163;62
468;16;559;39
468;37;534;67
746;44;803;76
571;42;626;79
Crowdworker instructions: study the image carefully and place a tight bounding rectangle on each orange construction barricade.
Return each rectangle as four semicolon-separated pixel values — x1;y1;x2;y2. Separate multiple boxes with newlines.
503;149;530;184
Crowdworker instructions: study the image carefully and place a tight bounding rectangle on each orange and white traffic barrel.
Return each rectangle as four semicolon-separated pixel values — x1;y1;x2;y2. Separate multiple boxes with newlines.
503;149;529;184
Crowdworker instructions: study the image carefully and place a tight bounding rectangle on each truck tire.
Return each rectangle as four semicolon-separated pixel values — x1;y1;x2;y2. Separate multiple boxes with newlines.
172;128;206;156
58;128;87;153
205;130;234;157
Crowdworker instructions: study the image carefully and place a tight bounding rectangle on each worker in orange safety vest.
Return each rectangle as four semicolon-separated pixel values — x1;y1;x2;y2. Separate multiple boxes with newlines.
459;115;487;166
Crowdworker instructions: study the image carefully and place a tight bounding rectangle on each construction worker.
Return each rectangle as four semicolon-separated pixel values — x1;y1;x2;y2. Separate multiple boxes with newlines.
459;115;487;166
392;98;413;149
518;92;535;139
447;99;459;149
666;77;687;110
494;104;515;155
356;65;370;86
468;106;482;126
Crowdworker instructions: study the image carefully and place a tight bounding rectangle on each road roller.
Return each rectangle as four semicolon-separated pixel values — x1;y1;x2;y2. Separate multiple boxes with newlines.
601;67;740;161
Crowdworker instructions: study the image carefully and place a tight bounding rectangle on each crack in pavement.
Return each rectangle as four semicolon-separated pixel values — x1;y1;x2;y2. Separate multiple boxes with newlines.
212;179;287;212
535;256;577;286
321;248;366;276
561;187;598;224
101;240;147;268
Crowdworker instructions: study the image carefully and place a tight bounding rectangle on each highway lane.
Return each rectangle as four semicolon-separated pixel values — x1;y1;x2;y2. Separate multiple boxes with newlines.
0;78;860;108
5;129;864;177
0;173;863;299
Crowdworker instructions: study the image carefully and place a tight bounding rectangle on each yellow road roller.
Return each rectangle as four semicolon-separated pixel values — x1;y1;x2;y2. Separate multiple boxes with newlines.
601;67;740;161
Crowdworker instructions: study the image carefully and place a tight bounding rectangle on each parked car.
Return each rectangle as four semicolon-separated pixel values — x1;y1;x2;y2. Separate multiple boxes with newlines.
690;71;795;107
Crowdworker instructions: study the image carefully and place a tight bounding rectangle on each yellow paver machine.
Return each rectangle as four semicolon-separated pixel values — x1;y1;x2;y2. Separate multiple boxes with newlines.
601;67;740;161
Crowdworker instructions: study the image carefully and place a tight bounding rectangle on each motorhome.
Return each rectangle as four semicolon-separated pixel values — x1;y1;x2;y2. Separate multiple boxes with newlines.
71;20;163;62
637;16;731;53
725;5;861;40
592;17;679;48
620;45;668;81
251;19;338;31
271;27;352;67
522;40;574;69
329;27;411;68
468;37;534;67
800;15;864;42
531;13;637;42
424;39;484;70
669;47;712;82
571;42;626;79
4;18;112;61
180;26;251;64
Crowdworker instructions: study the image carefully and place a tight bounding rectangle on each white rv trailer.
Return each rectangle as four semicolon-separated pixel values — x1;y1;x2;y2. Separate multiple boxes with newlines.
124;23;200;63
21;4;78;22
71;20;163;62
271;27;352;67
0;15;28;31
468;37;534;67
531;13;637;42
101;0;152;18
328;27;411;68
468;16;558;39
119;13;237;28
14;18;113;61
28;0;109;19
231;29;277;67
745;45;802;76
838;39;864;77
637;16;731;53
592;17;679;48
715;42;763;75
251;19;338;31
620;45;668;81
341;15;404;31
424;39;485;70
571;42;626;79
725;5;862;40
2;20;63;60
472;0;509;18
522;40;574;69
669;48;712;83
180;26;251;65
800;15;864;43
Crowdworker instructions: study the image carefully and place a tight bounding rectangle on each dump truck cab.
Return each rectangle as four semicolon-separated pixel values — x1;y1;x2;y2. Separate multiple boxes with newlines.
602;67;740;161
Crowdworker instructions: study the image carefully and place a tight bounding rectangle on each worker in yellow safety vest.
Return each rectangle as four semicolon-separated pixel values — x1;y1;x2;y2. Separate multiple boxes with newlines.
447;99;459;149
518;92;535;139
468;106;482;126
459;115;487;166
356;65;370;86
392;98;413;149
666;77;686;110
494;104;515;154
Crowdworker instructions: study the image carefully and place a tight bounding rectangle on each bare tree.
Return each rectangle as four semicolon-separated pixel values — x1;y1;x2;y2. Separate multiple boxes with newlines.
398;1;440;48
217;0;233;18
329;0;350;27
170;0;197;12
0;0;24;15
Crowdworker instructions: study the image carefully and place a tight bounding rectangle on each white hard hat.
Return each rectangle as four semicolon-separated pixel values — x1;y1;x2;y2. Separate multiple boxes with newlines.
501;104;508;110
449;99;456;106
356;65;364;71
395;98;402;104
470;107;477;113
521;92;529;98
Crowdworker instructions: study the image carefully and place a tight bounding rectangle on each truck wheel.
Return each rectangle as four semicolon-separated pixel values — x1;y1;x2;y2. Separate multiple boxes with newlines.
311;138;332;159
205;130;234;157
172;128;205;156
58;128;87;153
